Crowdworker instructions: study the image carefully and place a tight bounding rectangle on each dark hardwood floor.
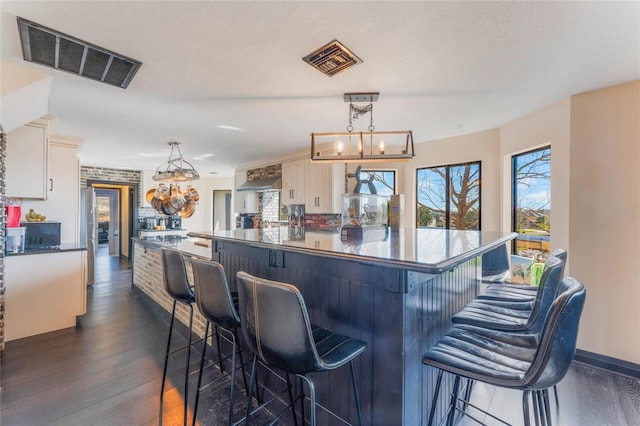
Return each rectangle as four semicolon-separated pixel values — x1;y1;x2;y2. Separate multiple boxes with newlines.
1;245;639;425
1;245;271;426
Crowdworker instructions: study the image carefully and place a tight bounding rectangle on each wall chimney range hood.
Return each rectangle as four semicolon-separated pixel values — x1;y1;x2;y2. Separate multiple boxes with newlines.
236;176;282;192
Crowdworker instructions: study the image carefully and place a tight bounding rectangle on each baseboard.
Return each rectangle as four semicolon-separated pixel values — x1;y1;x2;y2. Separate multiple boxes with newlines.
574;349;640;379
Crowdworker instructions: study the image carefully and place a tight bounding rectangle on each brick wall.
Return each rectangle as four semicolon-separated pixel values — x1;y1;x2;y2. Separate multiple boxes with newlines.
132;242;208;339
259;191;281;223
80;166;161;219
0;127;6;351
80;166;141;189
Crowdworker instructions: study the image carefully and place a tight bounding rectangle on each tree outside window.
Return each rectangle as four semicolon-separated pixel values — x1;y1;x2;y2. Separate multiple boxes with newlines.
513;147;551;260
416;162;480;230
358;170;396;196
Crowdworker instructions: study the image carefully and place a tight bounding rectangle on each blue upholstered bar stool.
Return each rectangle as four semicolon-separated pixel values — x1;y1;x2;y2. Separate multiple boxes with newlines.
479;249;568;302
452;256;565;332
236;271;368;426
423;277;586;426
191;258;250;426
159;249;198;426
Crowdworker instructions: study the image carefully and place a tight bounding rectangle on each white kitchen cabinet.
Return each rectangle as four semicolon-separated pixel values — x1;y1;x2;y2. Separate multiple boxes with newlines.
234;171;259;214
305;163;344;214
5;119;49;199
5;249;87;341
19;136;82;244
281;159;307;205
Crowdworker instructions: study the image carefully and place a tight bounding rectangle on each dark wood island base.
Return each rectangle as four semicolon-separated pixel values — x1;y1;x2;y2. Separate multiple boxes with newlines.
133;228;516;425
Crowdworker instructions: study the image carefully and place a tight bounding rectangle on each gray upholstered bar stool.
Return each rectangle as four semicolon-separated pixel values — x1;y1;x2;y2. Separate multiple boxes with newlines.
190;258;249;426
236;271;368;426
423;277;586;426
160;248;198;426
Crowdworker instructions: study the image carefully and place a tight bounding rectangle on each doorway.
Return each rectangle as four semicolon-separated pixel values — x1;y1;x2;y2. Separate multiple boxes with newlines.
87;181;136;260
96;189;120;255
212;190;232;231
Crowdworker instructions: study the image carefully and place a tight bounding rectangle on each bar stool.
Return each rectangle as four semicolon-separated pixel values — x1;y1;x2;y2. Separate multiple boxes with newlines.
190;258;249;426
452;256;565;333
479;249;568;302
236;271;368;426
423;277;586;426
160;249;198;426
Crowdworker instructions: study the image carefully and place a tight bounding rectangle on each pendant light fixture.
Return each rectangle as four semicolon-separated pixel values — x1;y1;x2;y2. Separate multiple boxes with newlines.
311;93;415;163
150;142;200;218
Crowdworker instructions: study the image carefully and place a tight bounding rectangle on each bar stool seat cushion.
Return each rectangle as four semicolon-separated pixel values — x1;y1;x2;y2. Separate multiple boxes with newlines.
462;301;532;318
311;325;368;372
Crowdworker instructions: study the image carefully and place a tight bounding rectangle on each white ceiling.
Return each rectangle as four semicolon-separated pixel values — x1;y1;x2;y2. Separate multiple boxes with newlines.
1;1;639;177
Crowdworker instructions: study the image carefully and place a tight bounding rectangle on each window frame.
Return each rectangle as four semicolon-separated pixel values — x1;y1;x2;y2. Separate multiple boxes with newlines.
416;160;482;230
511;145;551;255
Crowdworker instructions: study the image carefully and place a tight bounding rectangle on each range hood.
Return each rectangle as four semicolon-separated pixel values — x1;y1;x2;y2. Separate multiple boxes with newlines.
237;176;282;192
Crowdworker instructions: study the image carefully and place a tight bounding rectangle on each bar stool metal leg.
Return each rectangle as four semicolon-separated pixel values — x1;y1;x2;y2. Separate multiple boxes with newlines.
447;375;460;426
299;375;316;426
427;369;444;426
523;390;532;426
184;304;194;426
193;322;210;426
283;374;298;426
160;300;177;401
350;360;363;426
244;354;258;425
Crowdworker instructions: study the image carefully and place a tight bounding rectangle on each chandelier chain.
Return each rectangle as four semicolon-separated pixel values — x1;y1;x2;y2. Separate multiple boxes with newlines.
347;102;375;132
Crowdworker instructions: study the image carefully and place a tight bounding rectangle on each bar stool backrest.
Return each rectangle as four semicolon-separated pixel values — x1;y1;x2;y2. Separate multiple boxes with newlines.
526;257;565;333
236;271;322;375
548;248;567;264
482;244;510;276
161;249;194;303
191;258;240;329
525;277;585;389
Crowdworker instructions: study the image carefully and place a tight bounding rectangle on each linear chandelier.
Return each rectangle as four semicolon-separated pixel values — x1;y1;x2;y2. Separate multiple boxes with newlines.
311;92;415;163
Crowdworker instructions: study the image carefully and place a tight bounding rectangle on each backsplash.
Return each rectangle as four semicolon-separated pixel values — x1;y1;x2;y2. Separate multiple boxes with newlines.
303;213;341;231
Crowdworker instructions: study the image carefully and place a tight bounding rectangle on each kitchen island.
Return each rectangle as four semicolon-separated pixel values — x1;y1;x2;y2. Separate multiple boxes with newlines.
183;227;517;425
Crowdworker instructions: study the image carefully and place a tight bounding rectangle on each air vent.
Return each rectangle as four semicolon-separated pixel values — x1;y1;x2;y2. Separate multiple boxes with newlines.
17;17;141;89
302;39;363;77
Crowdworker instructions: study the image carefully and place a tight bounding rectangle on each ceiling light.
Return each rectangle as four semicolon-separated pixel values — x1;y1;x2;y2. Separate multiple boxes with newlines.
153;142;200;182
311;93;415;163
218;125;244;131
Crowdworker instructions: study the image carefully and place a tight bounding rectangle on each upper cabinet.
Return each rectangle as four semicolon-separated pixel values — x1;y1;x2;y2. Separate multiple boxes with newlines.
234;171;259;214
6;118;50;199
45;136;82;244
306;163;344;214
281;159;307;205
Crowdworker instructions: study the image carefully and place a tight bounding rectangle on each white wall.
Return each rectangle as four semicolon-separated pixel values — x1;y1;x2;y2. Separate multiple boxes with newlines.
499;98;571;264
179;176;233;232
569;81;640;363
0;60;52;132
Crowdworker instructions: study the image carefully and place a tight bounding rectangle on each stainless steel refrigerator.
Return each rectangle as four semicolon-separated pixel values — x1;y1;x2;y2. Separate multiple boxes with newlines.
80;187;97;286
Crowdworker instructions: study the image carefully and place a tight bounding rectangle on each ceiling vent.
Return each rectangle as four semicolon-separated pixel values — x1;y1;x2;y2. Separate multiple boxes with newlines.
17;17;141;89
302;39;363;77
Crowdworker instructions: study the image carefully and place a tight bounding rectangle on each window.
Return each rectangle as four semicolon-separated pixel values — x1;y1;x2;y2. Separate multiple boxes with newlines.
416;162;480;230
358;170;396;195
512;146;551;260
